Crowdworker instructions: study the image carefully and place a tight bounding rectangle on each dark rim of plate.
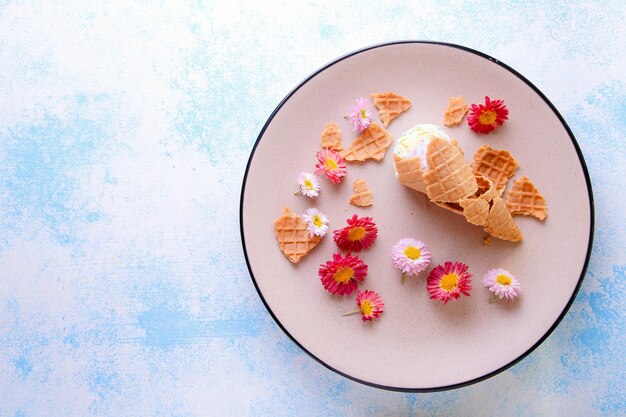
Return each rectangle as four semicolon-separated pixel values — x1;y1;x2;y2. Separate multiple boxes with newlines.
239;40;595;393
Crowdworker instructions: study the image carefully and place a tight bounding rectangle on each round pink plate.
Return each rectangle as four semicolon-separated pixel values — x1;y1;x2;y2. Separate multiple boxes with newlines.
240;42;593;391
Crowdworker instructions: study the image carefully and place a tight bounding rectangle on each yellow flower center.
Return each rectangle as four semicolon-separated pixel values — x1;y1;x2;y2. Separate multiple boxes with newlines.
440;273;458;292
496;274;512;286
479;110;497;125
360;108;368;119
304;179;313;190
325;158;337;170
333;267;354;284
360;300;373;316
347;226;366;241
404;246;421;260
312;214;323;227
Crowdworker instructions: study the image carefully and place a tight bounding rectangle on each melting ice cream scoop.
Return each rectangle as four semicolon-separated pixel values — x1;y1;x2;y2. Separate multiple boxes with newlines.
393;124;451;171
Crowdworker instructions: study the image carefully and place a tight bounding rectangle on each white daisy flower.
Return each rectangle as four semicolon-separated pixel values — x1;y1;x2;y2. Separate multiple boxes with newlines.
302;208;329;238
482;268;521;302
297;172;320;198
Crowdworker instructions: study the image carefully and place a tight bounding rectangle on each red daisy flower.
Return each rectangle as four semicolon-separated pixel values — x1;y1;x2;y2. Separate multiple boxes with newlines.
318;252;368;296
427;261;472;304
355;289;385;321
314;148;347;184
466;96;509;134
333;214;378;252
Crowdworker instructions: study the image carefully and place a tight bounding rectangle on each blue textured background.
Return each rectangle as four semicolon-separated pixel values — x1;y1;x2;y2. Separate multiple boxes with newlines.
0;1;624;416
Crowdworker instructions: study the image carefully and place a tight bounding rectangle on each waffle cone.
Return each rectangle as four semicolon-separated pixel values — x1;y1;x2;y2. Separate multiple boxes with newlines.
320;122;344;151
431;174;497;222
370;92;411;127
340;122;393;162
349;178;373;207
472;144;519;192
432;201;464;215
443;96;469;127
274;207;322;263
505;176;548;220
423;138;478;203
459;197;490;226
484;197;523;242
473;174;499;202
393;154;427;193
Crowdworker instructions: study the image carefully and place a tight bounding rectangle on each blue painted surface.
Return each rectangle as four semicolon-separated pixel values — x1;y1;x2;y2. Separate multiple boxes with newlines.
0;1;624;416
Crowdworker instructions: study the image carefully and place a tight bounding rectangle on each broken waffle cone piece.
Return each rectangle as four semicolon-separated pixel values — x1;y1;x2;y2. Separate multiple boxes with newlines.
422;138;478;203
393;154;427;193
459;197;490;226
320;122;344;151
473;174;500;202
484;197;523;242
340;122;393;162
370;92;412;127
472;144;519;192
349;178;373;207
432;201;464;215
274;207;322;263
505;176;548;220
443;96;469;127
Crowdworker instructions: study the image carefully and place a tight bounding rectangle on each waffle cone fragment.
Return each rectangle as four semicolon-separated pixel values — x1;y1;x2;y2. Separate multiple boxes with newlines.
443;96;469;127
341;122;393;162
432;201;464;215
320;122;344;151
485;197;523;242
393;154;427;193
505;176;548;220
473;174;500;202
349;179;373;207
423;138;478;203
370;92;412;127
459;197;490;226
472;144;519;192
274;207;322;263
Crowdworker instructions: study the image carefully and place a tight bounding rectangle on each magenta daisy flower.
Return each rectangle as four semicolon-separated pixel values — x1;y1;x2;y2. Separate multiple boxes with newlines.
344;290;385;321
427;261;472;304
391;238;431;283
314;148;347;184
333;214;378;252
318;252;368;296
483;268;521;302
467;96;509;134
347;97;374;132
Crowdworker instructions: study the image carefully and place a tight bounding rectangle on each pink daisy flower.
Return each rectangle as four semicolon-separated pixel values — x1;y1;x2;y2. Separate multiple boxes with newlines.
314;148;347;184
427;261;472;304
482;268;521;302
391;238;431;283
318;252;368;296
347;97;374;132
344;290;385;321
467;96;509;134
333;214;378;252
